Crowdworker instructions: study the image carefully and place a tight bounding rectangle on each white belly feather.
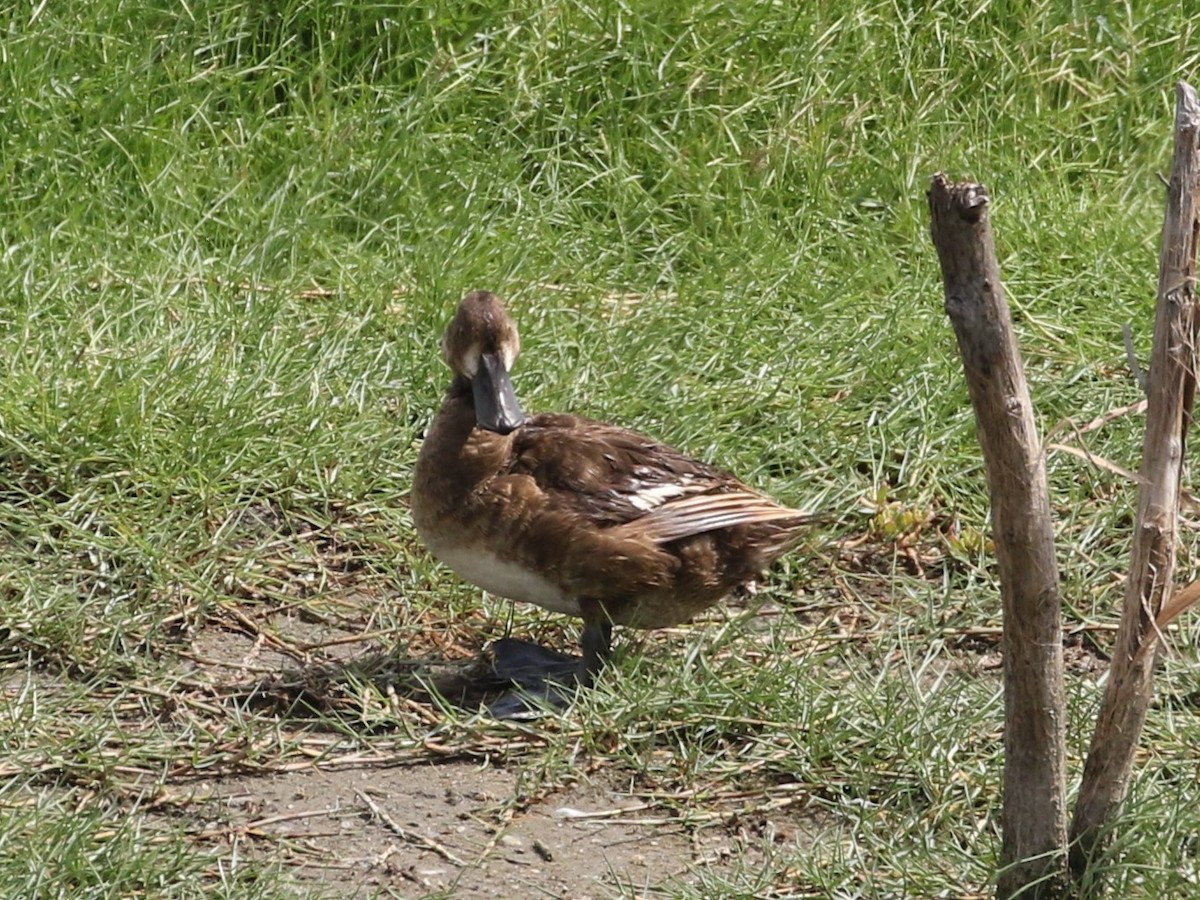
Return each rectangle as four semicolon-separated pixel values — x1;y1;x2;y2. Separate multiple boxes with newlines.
431;543;582;617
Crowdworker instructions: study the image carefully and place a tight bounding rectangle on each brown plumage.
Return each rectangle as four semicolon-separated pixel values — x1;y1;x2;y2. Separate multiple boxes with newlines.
411;291;817;706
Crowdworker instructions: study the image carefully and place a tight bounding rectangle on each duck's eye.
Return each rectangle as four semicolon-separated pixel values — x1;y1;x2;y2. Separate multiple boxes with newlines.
455;342;482;377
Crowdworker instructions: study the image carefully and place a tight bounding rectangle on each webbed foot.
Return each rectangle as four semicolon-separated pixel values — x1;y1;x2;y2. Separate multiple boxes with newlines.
483;638;585;719
481;622;616;720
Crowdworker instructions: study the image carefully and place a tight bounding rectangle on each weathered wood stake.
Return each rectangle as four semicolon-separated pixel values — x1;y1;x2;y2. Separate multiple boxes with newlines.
1069;80;1200;882
928;174;1068;899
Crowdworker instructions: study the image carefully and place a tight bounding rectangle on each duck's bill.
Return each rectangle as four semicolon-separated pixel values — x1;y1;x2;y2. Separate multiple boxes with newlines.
473;352;526;434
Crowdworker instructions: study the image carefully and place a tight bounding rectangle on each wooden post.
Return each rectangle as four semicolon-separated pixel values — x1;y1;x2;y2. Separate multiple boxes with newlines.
928;174;1068;898
1069;80;1200;882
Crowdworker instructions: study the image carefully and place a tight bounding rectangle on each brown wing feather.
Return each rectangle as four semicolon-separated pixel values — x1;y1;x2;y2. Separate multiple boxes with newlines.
506;413;815;549
508;413;757;527
616;491;816;544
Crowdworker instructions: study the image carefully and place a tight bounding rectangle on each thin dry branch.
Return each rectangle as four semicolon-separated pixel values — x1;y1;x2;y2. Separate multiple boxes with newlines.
1044;443;1143;483
1155;577;1200;629
356;788;468;866
928;174;1068;899
1070;80;1200;880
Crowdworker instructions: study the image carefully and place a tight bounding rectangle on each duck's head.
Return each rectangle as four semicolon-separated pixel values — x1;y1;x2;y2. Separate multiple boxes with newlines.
442;291;527;435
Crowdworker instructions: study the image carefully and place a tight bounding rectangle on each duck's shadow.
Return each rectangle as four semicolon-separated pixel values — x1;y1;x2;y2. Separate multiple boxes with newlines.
222;640;580;724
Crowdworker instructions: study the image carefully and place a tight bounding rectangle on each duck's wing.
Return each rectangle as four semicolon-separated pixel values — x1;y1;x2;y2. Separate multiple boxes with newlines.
616;490;817;544
508;414;813;544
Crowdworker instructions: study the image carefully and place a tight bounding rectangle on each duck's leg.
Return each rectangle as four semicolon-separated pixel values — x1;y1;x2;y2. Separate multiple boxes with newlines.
580;620;613;685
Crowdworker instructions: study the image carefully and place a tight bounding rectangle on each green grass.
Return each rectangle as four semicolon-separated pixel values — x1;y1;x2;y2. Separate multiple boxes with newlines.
2;0;1200;896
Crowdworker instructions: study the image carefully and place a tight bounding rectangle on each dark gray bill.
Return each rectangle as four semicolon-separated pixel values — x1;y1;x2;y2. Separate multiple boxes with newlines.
473;352;526;434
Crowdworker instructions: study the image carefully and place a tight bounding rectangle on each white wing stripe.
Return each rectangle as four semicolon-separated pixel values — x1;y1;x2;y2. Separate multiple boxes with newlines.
619;492;811;543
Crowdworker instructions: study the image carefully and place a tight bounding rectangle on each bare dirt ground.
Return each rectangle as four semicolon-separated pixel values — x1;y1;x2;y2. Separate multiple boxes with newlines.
156;609;841;899
188;760;821;899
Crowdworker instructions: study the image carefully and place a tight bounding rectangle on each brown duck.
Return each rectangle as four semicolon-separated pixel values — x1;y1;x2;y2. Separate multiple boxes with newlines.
411;291;819;713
